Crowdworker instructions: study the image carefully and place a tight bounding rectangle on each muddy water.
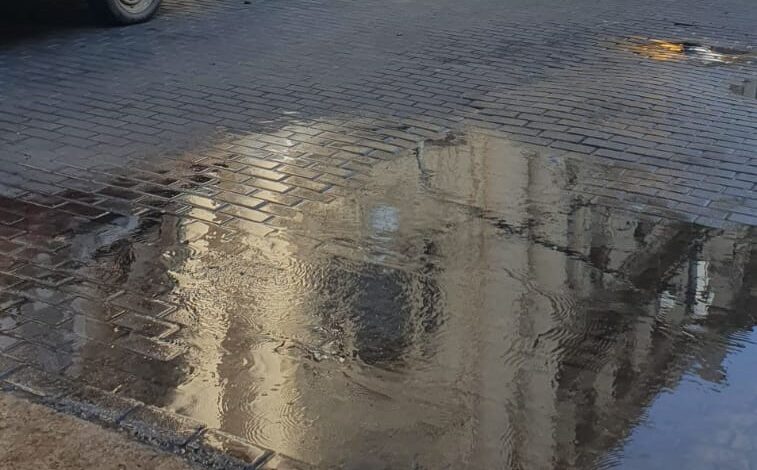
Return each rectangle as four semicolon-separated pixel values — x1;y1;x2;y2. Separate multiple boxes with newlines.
14;131;756;469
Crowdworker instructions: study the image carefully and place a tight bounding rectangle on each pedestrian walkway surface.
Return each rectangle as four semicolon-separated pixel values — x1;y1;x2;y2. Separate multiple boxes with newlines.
0;0;756;468
0;393;193;470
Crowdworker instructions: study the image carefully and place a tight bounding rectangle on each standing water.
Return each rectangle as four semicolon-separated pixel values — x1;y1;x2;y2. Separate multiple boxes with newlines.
4;131;755;469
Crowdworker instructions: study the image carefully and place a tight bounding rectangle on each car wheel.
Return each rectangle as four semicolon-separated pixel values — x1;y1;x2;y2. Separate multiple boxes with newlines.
89;0;161;25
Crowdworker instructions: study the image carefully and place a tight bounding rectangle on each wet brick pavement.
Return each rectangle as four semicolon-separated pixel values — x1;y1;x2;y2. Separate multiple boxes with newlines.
0;0;756;468
0;1;757;225
1;0;756;227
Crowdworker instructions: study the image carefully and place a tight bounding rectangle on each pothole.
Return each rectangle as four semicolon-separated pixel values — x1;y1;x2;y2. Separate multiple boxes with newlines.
627;39;755;65
730;79;757;98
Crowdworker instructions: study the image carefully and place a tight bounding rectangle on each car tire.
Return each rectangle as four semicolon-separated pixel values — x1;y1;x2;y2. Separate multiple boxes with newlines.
89;0;161;25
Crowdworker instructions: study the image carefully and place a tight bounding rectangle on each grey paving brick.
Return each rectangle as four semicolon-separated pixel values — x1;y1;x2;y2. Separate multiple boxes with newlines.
109;293;173;318
221;205;271;223
4;342;72;373
112;313;180;339
120;405;205;448
0;335;20;353
1;366;72;398
57;384;140;424
187;429;272;469
729;212;757;226
0;354;22;377
253;190;302;206
540;131;585;144
115;334;186;362
284;175;331;193
585;138;628;151
240;166;287;181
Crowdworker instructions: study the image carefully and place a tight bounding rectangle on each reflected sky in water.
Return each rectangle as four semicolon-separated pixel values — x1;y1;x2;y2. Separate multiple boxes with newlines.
616;327;757;469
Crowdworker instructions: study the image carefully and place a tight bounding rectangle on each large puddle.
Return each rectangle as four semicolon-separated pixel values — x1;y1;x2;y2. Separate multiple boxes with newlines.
3;131;756;468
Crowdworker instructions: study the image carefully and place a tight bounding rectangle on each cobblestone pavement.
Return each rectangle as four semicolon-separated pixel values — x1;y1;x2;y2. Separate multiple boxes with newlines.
1;0;756;468
1;0;756;224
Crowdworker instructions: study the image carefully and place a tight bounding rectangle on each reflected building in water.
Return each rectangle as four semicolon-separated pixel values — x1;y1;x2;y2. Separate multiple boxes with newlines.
235;131;755;468
12;130;752;469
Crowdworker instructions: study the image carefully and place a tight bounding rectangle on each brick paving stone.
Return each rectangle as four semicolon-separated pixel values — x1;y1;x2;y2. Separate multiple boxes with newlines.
112;313;180;340
0;333;20;352
8;321;75;348
284;176;331;193
240;166;287;181
115;334;186;362
253;190;302;206
0;355;22;377
177;194;227;211
4;342;72;374
1;366;72;398
259;454;313;470
187;429;272;469
224;219;276;238
56;383;141;424
729;213;757;226
109;293;173;318
289;187;335;204
119;405;205;448
245;178;291;193
220;205;271;223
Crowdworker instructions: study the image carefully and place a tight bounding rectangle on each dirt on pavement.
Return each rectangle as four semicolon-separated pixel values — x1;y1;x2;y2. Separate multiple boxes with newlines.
0;393;193;470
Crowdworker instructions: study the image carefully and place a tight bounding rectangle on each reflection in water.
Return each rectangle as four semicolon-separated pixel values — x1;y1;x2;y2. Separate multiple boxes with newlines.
626;38;754;64
730;78;757;99
2;130;755;468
